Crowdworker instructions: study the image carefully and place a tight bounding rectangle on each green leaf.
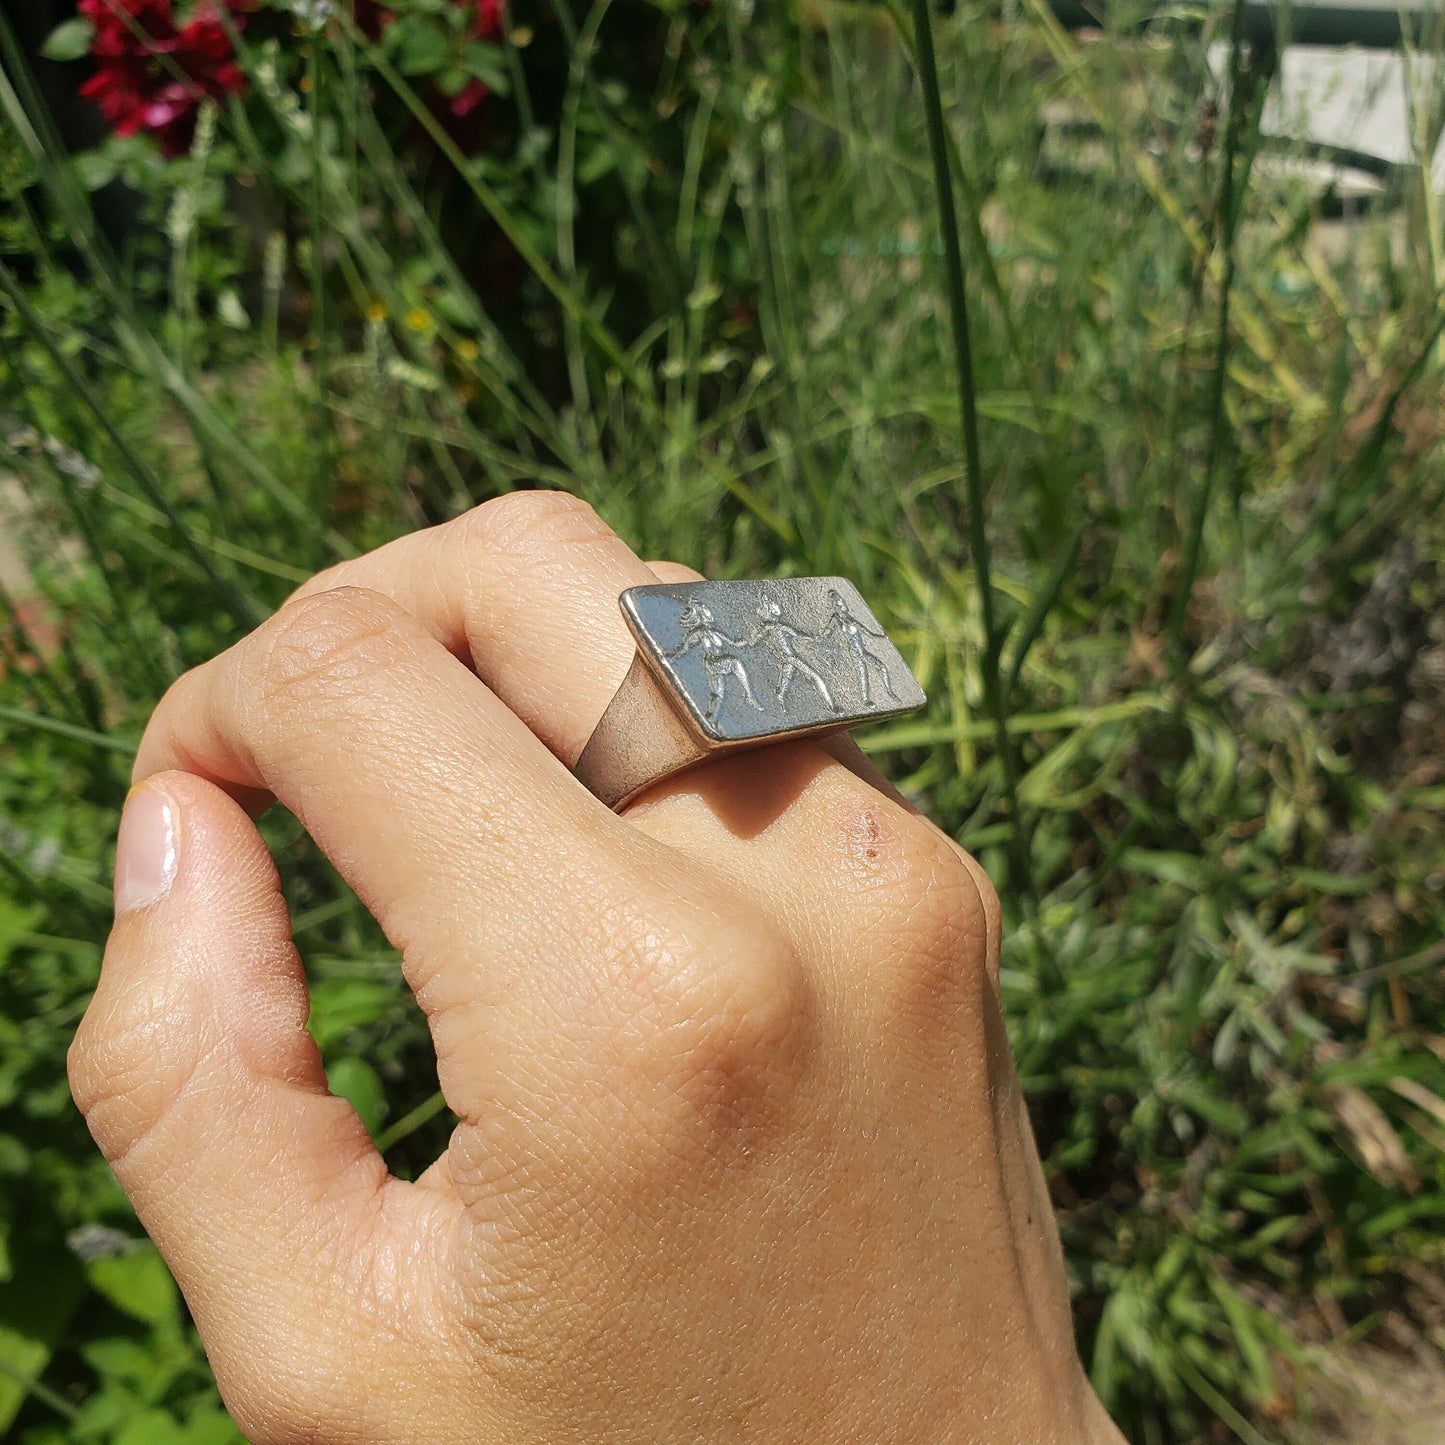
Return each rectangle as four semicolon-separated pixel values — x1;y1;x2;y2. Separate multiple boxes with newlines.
87;1248;180;1328
307;978;398;1049
326;1057;387;1137
433;286;482;328
175;1410;245;1445
41;17;94;63
577;140;618;187
1243;1212;1305;1252
461;41;509;94
514;125;551;169
81;1335;157;1380
115;1408;190;1445
0;1134;30;1176
1119;848;1209;890
1164;1078;1250;1136
0;1242;85;1431
73;148;119;192
437;66;471;98
217;289;251;330
395;22;452;77
113;1408;244;1445
1207;1275;1277;1401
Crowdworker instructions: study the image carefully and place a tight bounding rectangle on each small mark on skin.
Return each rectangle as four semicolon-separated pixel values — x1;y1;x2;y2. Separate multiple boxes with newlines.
844;804;900;876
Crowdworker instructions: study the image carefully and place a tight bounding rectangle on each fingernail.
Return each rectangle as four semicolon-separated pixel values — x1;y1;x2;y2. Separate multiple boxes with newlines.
114;783;180;916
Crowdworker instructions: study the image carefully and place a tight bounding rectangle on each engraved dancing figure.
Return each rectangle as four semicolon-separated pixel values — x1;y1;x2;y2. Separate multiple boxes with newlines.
668;598;764;723
824;590;901;706
754;592;838;712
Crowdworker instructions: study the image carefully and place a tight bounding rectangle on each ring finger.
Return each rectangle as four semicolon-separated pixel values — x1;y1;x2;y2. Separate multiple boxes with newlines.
128;584;709;1122
283;493;882;827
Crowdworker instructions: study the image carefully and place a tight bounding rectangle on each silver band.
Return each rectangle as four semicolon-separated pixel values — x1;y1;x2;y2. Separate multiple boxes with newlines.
576;577;926;809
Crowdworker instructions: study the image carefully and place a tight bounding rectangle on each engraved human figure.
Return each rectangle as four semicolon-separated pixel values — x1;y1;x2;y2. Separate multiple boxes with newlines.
754;592;838;712
667;598;764;723
823;589;902;706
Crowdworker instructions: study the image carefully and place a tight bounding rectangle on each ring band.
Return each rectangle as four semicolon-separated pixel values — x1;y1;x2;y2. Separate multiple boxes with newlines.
575;577;926;809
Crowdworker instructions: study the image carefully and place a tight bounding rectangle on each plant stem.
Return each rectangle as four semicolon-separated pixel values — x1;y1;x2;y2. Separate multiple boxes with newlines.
880;0;1047;438
375;1090;449;1154
908;0;1028;891
0;704;138;757
307;38;331;415
1167;0;1262;658
0;1356;79;1423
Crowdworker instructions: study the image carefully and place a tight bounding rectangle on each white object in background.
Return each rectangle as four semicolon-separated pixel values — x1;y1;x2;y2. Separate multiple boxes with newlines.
1210;44;1445;191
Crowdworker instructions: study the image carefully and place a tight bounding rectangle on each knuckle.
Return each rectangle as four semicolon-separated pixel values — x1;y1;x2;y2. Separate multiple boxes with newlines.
458;488;611;572
668;911;809;1083
842;801;994;1026
68;965;206;1168
597;896;810;1148
256;587;405;711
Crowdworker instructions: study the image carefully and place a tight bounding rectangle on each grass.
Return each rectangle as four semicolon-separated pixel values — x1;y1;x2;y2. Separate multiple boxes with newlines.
3;1;1445;1440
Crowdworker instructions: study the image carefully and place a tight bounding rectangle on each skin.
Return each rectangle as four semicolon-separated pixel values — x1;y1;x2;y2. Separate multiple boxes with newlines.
69;491;1126;1445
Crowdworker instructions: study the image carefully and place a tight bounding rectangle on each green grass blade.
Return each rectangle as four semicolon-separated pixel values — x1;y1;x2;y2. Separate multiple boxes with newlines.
0;258;261;629
906;0;1028;891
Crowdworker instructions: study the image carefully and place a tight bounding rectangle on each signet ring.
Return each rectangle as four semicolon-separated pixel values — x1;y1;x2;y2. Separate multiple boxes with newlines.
575;577;927;810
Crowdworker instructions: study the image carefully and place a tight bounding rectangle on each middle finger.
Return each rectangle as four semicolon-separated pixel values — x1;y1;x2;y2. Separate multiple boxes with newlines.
286;490;664;767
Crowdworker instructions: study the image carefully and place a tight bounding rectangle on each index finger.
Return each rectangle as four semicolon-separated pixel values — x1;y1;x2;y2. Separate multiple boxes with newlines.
130;586;666;1103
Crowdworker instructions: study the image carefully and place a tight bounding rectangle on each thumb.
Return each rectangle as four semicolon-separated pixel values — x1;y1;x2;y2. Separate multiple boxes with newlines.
68;772;452;1439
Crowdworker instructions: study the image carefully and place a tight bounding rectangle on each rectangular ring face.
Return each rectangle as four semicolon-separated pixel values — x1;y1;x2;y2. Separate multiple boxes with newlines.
620;577;927;746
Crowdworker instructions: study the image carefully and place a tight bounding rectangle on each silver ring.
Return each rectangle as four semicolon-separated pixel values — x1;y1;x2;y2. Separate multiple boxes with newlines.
576;577;927;809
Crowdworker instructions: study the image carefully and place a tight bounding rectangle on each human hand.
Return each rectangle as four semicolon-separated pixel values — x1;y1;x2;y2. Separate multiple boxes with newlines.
71;492;1123;1444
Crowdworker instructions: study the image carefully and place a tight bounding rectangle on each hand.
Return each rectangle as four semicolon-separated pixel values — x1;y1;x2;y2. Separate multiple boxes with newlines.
70;492;1123;1444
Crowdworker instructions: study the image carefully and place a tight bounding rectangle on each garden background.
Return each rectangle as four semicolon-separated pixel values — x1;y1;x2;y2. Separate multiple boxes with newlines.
3;0;1445;1440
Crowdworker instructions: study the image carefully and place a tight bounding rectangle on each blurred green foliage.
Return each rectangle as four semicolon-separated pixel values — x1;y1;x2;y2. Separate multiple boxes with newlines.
3;1;1445;1441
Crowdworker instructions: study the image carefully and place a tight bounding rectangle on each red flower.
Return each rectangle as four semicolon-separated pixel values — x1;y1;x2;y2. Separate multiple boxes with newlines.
474;0;504;41
78;0;249;156
78;0;509;155
447;0;504;117
82;0;172;57
449;78;488;117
